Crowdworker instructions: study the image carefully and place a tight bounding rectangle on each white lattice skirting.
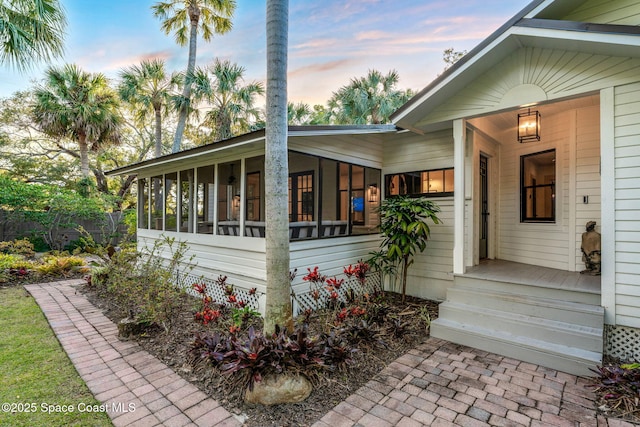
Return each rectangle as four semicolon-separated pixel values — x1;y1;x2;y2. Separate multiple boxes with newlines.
175;270;382;316
604;324;640;361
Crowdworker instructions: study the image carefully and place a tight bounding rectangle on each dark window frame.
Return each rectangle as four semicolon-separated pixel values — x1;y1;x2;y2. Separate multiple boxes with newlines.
520;149;556;223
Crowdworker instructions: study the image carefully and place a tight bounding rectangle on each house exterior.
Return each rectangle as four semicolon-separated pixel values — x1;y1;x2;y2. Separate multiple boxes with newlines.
390;0;640;375
110;0;640;376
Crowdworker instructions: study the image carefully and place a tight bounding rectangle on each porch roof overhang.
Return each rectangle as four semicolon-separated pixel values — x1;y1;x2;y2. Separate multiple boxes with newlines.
391;3;640;134
106;124;397;177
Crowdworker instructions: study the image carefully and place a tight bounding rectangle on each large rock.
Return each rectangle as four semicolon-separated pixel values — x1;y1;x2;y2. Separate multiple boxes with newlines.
244;374;312;405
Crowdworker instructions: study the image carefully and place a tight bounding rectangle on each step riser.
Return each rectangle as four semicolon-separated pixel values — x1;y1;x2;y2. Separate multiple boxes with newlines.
446;288;603;328
431;321;600;377
438;303;603;352
455;276;600;305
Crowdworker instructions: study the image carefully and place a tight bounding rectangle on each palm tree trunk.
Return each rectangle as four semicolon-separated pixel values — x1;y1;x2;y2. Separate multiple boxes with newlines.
79;134;90;178
264;0;292;335
172;8;200;153
154;104;162;157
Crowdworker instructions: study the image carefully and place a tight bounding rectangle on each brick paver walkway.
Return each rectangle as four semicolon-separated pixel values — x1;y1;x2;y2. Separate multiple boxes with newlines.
26;280;638;427
313;339;636;427
25;280;242;427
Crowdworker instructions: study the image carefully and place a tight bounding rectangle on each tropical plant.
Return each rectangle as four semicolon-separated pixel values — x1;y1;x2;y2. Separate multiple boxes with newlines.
32;64;122;178
588;363;640;418
264;0;292;335
190;58;264;142
0;0;66;70
118;59;179;157
152;0;236;153
327;69;413;124
374;195;441;302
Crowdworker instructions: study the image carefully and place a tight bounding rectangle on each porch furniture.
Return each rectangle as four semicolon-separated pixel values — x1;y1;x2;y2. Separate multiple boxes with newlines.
218;221;240;235
245;221;266;237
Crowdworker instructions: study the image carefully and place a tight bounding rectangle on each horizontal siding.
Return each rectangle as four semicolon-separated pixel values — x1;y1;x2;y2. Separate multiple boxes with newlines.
382;130;454;173
574;105;601;270
138;231;268;292
289;134;383;168
614;82;640;328
497;110;572;270
289;235;381;295
562;0;640;25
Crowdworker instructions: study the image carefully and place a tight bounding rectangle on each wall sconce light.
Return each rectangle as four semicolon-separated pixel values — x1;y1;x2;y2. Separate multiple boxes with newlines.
232;194;240;208
368;184;379;203
518;108;541;143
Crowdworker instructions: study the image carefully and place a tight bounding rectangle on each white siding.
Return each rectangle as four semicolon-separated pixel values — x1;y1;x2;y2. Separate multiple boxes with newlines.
382;131;456;300
562;0;640;25
574;105;602;269
497;107;600;271
289;235;381;293
614;82;640;328
289;134;383;168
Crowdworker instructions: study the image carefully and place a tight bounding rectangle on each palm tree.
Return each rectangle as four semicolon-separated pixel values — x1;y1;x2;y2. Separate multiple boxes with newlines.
327;69;413;124
32;64;121;179
118;59;179;157
190;58;264;142
264;0;292;334
152;0;236;153
0;0;66;70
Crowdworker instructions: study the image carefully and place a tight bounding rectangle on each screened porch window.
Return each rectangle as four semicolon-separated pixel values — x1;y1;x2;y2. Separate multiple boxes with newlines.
289;171;314;222
138;152;380;239
521;149;555;222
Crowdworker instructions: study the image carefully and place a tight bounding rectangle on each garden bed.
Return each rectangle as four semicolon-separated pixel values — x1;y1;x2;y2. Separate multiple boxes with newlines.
82;284;438;426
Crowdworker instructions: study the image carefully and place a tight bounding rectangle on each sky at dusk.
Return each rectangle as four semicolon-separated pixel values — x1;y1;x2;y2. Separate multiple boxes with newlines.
0;0;532;105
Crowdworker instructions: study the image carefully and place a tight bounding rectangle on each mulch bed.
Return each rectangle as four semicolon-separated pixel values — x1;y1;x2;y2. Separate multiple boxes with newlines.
81;285;438;426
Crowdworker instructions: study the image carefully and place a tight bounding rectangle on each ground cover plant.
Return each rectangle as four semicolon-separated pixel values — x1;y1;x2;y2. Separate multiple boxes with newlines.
588;362;640;423
0;287;112;427
0;238;90;286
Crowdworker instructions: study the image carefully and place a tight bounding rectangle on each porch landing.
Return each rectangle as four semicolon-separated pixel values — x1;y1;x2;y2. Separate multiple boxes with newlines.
463;259;600;294
431;259;604;377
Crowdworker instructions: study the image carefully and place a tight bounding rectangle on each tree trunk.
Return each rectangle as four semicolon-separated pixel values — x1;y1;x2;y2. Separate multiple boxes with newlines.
78;134;90;178
264;0;292;335
172;7;200;153
154;103;162;157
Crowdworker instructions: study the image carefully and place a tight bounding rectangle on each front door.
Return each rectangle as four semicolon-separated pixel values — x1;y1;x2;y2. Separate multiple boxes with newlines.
479;154;489;259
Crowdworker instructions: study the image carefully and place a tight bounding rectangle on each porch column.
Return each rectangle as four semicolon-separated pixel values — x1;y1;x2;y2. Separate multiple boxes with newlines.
453;119;466;275
600;87;616;324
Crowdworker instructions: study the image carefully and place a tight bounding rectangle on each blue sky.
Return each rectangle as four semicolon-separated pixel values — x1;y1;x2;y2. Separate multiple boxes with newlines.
0;0;531;105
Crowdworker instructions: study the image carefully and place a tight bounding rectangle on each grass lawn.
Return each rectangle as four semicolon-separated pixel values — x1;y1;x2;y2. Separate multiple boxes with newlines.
0;286;112;427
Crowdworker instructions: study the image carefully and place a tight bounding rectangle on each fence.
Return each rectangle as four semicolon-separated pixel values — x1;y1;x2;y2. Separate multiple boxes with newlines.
0;210;130;249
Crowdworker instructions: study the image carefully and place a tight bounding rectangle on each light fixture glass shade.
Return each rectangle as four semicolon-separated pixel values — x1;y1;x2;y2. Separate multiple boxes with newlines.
518;109;541;143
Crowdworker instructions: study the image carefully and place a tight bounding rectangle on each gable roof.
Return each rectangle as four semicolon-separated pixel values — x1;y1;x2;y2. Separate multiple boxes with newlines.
391;0;640;134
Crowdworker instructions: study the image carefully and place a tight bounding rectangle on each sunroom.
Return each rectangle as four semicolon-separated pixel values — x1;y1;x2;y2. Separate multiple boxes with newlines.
108;125;402;313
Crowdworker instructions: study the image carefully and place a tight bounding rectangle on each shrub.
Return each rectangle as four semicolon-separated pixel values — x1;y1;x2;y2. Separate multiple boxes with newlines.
93;237;193;332
0;253;28;269
192;324;356;391
35;255;86;277
0;238;35;257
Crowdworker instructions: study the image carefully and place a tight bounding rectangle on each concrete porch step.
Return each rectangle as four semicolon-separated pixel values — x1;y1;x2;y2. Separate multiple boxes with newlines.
430;317;601;377
438;301;603;352
454;275;600;305
445;286;604;328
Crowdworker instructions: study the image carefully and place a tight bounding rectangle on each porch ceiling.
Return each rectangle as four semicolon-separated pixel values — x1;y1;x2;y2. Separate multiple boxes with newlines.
468;93;599;136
